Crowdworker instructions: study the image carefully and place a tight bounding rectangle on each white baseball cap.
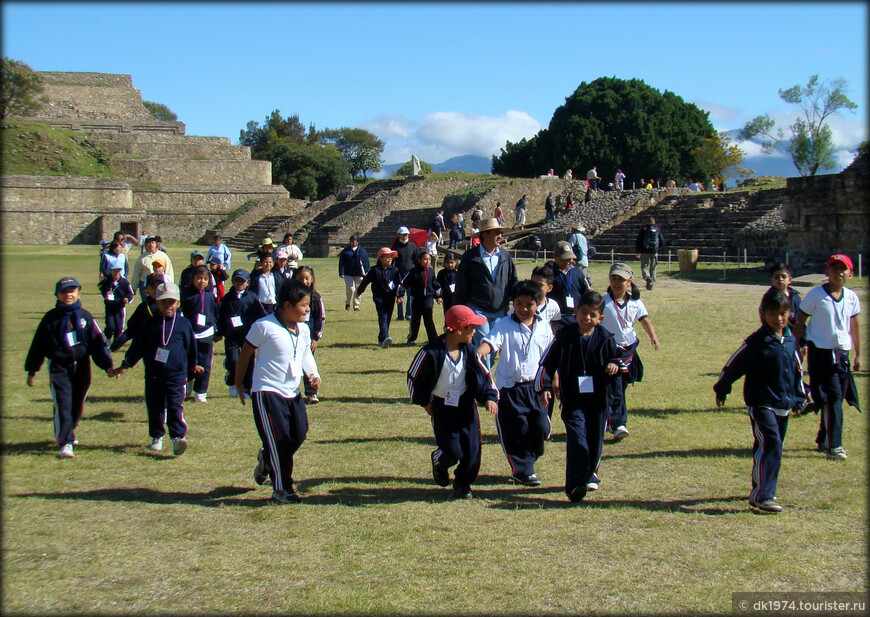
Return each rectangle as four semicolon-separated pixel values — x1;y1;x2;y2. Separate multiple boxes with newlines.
397;226;410;235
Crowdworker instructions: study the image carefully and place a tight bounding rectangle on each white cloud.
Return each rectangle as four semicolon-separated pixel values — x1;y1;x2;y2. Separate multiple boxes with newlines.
363;110;541;165
694;99;741;127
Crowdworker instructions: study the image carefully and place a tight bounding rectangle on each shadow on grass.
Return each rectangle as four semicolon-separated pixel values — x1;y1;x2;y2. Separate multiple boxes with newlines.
485;493;748;514
323;396;410;405
332;369;406;375
15;485;263;507
324;342;384;349
33;396;144;404
604;447;751;459
314;434;504;446
2;441;162;455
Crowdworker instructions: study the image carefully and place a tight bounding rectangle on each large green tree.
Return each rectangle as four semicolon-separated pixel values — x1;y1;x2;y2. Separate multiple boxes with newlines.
0;58;45;120
492;77;715;184
739;75;858;176
320;127;384;179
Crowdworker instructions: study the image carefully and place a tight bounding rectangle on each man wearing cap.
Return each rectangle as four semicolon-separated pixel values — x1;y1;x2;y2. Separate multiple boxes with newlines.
454;217;519;369
130;236;175;302
568;224;591;284
206;235;232;272
391;226;418;320
338;234;371;311
25;277;115;458
545;241;590;329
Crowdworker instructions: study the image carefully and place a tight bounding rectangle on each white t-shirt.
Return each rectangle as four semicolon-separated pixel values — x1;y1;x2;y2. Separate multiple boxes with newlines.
484;314;554;389
432;351;467;398
601;294;648;347
801;285;861;350
246;314;319;397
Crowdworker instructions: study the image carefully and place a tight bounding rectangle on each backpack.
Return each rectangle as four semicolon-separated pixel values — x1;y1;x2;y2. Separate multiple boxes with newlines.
642;225;659;251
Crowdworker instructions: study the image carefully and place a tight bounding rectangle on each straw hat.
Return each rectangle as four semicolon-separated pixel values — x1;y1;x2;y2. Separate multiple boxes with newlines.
469;217;506;238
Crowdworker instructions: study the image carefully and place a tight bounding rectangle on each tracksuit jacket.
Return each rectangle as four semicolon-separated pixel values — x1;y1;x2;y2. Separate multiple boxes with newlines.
120;313;197;382
407;337;498;409
25;304;113;376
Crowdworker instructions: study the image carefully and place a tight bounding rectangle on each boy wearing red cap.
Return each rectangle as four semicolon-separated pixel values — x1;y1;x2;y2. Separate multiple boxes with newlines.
793;254;861;460
407;305;499;499
356;247;404;347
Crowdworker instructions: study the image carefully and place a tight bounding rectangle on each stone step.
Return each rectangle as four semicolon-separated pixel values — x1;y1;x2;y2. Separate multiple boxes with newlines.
111;159;272;185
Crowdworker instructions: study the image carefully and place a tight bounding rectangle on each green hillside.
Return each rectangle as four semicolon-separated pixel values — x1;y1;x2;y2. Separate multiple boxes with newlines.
0;120;115;177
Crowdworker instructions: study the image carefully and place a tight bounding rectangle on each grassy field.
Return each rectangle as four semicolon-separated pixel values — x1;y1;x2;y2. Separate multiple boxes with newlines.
2;245;867;615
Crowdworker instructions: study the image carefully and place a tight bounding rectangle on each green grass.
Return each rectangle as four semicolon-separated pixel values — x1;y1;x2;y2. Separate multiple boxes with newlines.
0;121;115;177
2;246;867;614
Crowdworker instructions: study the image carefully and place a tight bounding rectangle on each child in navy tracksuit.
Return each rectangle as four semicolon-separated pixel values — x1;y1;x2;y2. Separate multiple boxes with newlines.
436;252;458;312
714;289;807;513
295;266;325;403
97;266;134;346
113;282;203;455
356;247;404;348
216;269;267;397
403;251;442;345
25;277;114;458
536;291;627;501
181;266;219;403
407;305;499;499
110;273;163;351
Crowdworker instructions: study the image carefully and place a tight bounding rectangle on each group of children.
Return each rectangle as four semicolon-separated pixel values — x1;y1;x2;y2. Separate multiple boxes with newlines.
25;237;862;509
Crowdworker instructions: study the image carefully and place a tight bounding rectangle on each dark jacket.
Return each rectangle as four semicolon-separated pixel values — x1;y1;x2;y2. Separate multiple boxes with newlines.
98;277;135;313
543;261;589;322
216;288;267;346
401;265;440;310
180;286;219;341
306;291;325;341
338;245;370;278
535;324;626;409
357;264;403;302
714;325;807;410
179;266;215;292
454;244;518;314
391;240;418;276
407;336;498;409
121;312;197;382
436;268;458;310
249;270;283;304
25;303;113;374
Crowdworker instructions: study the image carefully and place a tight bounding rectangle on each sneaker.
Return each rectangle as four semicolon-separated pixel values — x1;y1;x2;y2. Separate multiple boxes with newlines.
452;487;473;499
229;385;239;398
568;485;587;502
826;446;847;460
194;392;208;403
353;306;360;311
345;304;350;310
613;425;630;441
307;393;319;404
72;438;79;446
172;437;188;456
816;443;826;452
59;443;74;458
586;473;600;491
646;281;653;290
148;437;164;452
510;473;541;487
254;448;271;485
749;499;782;513
271;489;301;504
383;336;392;348
431;450;450;487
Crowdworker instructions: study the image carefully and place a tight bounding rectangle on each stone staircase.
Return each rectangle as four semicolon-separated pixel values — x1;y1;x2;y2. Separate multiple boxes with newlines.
226;215;296;251
588;189;787;258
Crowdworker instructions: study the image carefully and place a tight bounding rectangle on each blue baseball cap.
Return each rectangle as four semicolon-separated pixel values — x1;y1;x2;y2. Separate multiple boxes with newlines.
231;269;250;281
55;277;81;293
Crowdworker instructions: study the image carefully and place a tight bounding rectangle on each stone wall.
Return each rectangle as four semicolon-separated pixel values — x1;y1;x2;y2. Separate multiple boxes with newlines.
783;169;868;264
132;184;290;213
111;159;272;185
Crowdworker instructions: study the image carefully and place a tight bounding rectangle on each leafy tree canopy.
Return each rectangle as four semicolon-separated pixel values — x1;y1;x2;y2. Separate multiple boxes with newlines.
492;77;715;185
320;127;384;179
394;158;433;177
269;142;350;200
692;131;753;186
143;100;178;122
0;58;45;120
739;75;858;176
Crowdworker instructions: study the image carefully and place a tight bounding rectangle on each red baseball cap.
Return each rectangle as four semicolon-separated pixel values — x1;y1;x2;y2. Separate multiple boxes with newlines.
827;254;854;271
445;305;487;331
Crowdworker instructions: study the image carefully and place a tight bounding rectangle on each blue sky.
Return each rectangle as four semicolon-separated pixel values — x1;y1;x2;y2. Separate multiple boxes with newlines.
3;2;867;173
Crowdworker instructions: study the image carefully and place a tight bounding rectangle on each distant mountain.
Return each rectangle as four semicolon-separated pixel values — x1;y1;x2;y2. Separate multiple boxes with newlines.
377;154;492;178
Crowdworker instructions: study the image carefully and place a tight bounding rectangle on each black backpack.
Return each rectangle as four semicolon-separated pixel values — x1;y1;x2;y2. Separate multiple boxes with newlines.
642;225;659;251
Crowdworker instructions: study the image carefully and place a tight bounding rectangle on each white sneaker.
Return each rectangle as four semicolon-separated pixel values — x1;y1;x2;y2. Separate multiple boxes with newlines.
59;443;74;458
613;425;630;441
229;385;239;398
172;437;188;456
148;437;163;451
194;392;208;403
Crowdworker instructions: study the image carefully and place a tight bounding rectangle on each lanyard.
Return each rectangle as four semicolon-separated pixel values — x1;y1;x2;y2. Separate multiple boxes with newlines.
200;289;206;312
161;313;177;347
611;293;632;330
558;267;573;292
825;286;848;330
276;314;300;358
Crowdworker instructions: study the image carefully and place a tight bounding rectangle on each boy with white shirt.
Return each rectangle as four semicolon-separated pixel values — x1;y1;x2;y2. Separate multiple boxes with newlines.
793;254;861;460
235;280;321;504
478;280;554;486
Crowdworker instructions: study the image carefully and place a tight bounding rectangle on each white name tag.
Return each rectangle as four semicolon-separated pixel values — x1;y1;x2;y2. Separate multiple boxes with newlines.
65;331;79;347
836;330;852;349
565;296;575;309
288;359;301;378
445;389;461;407
521;362;535;377
577;376;594;393
230;316;243;328
388;281;395;290
105;292;115;301
196;313;206;327
155;347;170;363
449;283;456;292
